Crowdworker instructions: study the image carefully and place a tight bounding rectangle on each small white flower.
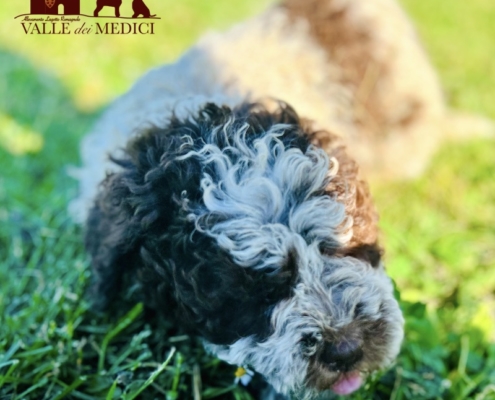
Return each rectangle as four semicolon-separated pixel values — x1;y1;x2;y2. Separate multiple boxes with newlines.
234;366;254;386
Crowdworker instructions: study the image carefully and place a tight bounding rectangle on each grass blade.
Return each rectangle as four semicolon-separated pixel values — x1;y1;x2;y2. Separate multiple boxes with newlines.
16;377;49;398
105;378;119;400
52;376;87;400
98;303;144;372
0;360;19;389
124;347;176;400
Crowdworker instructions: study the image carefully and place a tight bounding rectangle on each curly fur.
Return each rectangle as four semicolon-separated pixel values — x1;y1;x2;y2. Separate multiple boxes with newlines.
71;0;494;224
84;102;403;397
70;0;495;396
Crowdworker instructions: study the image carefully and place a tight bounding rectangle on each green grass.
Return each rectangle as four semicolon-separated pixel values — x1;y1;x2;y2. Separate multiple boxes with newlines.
400;0;495;118
1;0;495;399
0;0;272;110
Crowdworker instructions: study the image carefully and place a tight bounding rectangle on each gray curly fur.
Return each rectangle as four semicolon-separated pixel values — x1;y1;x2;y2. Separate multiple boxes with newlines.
84;102;403;398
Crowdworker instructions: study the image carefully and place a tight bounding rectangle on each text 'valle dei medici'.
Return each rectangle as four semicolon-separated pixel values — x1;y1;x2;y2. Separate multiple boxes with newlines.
20;15;155;35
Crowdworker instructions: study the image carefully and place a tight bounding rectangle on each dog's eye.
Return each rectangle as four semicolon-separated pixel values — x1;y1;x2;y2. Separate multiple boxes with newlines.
300;334;319;356
301;335;317;347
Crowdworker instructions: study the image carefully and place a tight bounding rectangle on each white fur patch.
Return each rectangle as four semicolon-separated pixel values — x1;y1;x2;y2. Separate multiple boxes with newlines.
177;123;349;274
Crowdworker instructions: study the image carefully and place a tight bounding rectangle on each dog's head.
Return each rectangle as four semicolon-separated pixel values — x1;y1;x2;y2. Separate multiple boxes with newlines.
208;251;403;397
87;101;404;397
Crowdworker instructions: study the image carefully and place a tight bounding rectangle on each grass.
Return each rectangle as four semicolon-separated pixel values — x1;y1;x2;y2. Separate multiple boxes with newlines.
1;0;495;399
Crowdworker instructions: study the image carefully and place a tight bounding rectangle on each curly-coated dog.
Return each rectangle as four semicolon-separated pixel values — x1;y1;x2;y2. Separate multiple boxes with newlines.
93;0;121;17
71;0;491;397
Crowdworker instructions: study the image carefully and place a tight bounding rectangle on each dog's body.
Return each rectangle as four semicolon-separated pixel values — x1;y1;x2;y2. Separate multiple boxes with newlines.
85;101;403;398
72;0;482;397
132;0;155;18
74;0;471;221
94;0;122;17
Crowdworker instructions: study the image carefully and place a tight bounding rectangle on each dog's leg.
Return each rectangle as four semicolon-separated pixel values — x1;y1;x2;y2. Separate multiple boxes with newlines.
93;2;103;17
442;111;495;141
115;5;120;17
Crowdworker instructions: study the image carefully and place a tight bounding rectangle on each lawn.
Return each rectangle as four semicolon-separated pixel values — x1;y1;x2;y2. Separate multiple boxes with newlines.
1;0;495;399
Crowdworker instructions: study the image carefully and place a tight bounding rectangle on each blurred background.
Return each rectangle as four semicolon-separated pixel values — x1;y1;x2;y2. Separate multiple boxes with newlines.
1;0;494;398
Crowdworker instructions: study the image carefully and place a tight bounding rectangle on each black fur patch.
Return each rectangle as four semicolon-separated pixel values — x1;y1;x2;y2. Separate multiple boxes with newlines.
85;102;312;344
344;243;382;268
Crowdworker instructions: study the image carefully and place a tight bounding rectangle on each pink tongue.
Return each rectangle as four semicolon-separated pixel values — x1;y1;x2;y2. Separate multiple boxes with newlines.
331;372;362;395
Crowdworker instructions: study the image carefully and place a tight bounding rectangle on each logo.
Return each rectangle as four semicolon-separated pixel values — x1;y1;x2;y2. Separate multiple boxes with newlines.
15;0;160;35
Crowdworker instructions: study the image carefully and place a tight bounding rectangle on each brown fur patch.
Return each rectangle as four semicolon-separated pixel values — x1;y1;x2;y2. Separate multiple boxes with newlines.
281;0;422;135
309;128;380;250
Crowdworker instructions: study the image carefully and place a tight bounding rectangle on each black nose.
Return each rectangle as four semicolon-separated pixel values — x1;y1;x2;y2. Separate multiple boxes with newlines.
320;340;364;372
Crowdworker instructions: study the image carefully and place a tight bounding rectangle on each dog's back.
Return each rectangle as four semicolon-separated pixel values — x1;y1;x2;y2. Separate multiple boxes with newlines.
71;0;489;222
192;0;448;177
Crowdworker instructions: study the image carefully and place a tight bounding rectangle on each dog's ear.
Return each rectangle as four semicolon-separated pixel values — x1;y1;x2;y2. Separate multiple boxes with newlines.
84;126;179;309
310;130;381;264
165;239;300;344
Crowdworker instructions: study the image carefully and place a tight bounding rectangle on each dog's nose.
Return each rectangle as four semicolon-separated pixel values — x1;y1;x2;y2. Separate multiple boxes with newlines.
320;340;363;372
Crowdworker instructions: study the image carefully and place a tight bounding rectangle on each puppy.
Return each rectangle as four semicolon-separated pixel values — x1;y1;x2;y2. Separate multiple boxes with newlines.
84;101;403;397
132;0;155;18
93;0;122;17
72;0;474;396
